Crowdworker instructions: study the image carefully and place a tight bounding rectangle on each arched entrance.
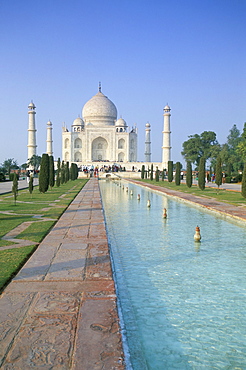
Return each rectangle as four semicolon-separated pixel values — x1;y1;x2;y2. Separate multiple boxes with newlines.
91;137;108;161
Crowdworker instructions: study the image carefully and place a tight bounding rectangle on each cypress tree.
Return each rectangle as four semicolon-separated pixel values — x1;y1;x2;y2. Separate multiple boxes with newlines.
175;162;181;185
186;161;192;188
56;158;61;187
61;161;65;184
155;167;159;182
198;157;206;190
141;165;145;179
241;163;246;198
65;162;69;182
161;169;165;181
70;163;77;180
215;155;222;189
39;153;50;193
49;155;55;189
12;173;18;205
29;175;34;197
150;163;154;181
168;161;173;182
69;164;73;180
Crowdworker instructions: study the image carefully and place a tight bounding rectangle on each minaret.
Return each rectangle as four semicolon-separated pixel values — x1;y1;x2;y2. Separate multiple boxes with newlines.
46;120;53;156
162;104;171;169
27;101;37;160
144;122;151;162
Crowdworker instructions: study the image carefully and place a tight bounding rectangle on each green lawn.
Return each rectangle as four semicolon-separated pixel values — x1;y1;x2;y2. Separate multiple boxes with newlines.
0;179;88;292
0;245;37;293
139;179;246;206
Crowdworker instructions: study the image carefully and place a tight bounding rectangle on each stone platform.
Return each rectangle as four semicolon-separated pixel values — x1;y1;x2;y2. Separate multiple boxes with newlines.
0;178;124;369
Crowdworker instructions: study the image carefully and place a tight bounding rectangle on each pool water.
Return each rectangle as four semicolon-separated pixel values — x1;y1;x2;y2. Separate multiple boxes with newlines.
100;180;246;369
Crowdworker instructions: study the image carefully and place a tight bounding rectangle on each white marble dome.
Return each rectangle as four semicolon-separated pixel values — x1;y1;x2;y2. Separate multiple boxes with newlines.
164;104;171;111
82;91;117;126
72;117;84;126
116;118;126;126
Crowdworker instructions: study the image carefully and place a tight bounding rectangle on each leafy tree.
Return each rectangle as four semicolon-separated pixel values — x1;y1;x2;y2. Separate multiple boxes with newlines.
150;163;153;181
29;175;34;197
175;162;181;185
198;157;205;190
155;167;159;182
56;158;61;187
39;153;50;193
12;173;18;205
236;123;246;162
141;165;145;179
168;161;173;182
182;131;219;167
219;124;243;173
1;158;19;176
241;163;246;198
186;161;192;188
21;163;28;170
49;155;55;189
215;156;222;188
27;154;42;172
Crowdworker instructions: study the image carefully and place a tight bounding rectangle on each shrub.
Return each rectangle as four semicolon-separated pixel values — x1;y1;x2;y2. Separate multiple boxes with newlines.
9;173;19;181
29;176;34;195
155;167;159;182
49;155;55;189
175;162;181;186
12;173;18;205
215;156;222;188
0;173;6;182
241;163;246;198
39;153;50;193
198;157;205;190
141;165;145;179
150;164;153;181
168;161;173;182
186;161;192;188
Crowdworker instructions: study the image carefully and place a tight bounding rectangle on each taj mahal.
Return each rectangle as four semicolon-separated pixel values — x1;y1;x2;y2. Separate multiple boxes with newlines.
27;85;172;170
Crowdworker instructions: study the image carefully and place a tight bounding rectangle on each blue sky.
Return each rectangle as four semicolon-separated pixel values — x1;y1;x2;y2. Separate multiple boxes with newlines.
0;0;245;166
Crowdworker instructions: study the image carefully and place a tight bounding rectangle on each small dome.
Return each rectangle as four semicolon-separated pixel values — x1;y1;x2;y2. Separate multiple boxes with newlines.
145;122;151;128
28;102;36;109
116;118;126;126
72;117;84;126
47;120;52;126
164;104;171;111
82;90;117;126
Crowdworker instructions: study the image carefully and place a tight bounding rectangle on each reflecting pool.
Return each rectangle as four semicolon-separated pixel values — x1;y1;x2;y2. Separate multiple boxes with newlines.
100;180;246;370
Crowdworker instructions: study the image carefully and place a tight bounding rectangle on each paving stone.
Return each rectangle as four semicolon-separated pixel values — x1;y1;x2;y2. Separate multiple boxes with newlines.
0;292;35;365
0;179;125;369
72;298;124;370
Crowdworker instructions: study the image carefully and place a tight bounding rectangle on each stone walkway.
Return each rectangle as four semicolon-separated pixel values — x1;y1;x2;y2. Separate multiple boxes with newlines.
0;178;124;369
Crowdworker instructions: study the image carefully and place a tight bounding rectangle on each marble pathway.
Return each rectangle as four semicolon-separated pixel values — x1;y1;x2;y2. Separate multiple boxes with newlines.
0;178;124;370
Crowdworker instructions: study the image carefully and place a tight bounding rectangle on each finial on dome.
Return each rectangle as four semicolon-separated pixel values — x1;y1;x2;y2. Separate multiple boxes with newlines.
99;81;101;92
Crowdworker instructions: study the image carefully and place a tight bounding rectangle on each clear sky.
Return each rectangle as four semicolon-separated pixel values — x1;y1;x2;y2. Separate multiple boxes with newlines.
0;0;245;167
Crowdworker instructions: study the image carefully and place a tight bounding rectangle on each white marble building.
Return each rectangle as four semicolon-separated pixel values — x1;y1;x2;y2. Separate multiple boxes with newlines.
62;87;138;164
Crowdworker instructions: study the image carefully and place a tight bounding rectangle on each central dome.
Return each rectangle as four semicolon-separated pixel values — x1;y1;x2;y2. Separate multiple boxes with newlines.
82;91;117;126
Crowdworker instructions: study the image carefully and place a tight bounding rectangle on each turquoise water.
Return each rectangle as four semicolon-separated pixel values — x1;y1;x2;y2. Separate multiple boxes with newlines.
100;180;246;370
